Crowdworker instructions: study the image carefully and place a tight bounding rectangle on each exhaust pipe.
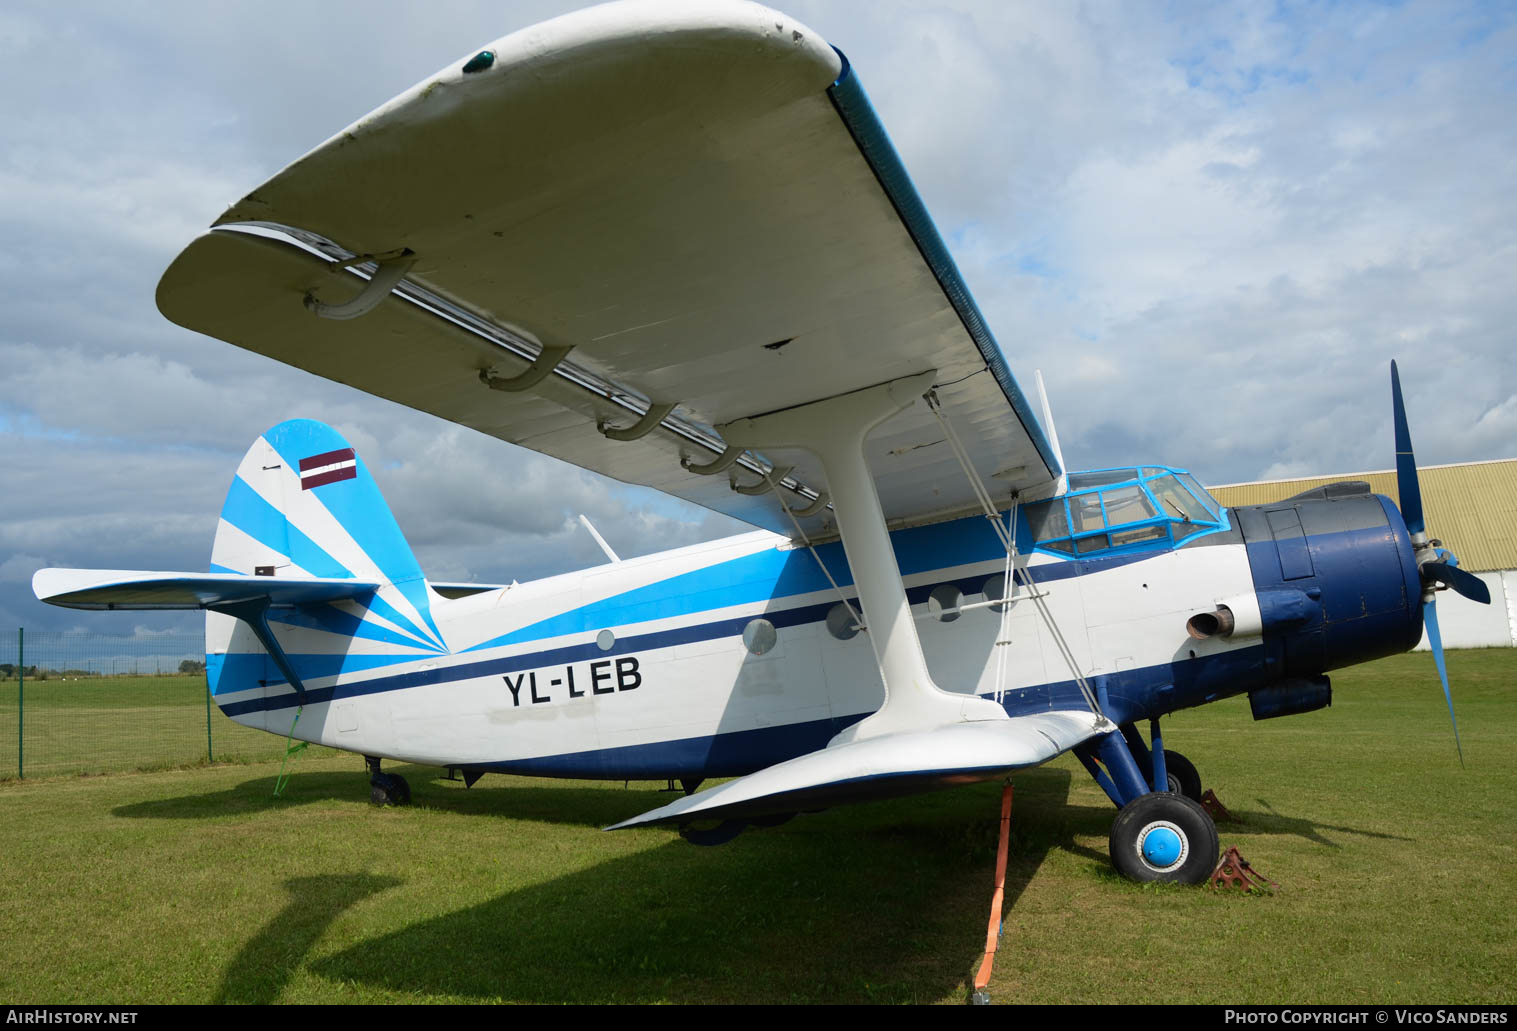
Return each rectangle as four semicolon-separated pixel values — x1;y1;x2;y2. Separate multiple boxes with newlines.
1186;588;1317;640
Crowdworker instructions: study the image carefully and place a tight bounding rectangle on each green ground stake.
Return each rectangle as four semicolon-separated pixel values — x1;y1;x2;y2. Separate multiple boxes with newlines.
272;706;307;798
204;679;213;764
17;627;23;780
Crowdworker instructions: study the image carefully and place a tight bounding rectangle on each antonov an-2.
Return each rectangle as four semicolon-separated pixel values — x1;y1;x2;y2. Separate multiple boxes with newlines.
34;2;1489;884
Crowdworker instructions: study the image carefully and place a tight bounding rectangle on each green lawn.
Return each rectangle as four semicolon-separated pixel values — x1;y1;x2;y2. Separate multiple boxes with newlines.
0;674;312;778
0;650;1511;1004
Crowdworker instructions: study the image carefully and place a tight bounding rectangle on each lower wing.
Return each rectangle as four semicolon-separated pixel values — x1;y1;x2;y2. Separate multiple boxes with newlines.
607;711;1105;830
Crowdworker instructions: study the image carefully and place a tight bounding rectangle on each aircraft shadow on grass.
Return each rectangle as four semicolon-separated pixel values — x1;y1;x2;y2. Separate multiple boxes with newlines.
297;777;1083;1004
110;762;1411;853
109;765;1410;1001
150;767;1084;1003
1230;798;1414;849
214;873;403;1005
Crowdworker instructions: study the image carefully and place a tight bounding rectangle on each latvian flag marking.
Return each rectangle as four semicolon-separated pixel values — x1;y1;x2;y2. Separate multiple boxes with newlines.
300;448;357;490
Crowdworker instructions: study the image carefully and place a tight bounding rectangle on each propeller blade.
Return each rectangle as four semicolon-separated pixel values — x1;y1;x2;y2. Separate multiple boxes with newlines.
1390;361;1425;537
1423;599;1465;768
1422;562;1492;604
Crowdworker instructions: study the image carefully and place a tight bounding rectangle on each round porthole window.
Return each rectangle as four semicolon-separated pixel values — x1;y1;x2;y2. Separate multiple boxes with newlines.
928;584;962;623
826;603;861;641
743;618;777;655
982;576;1010;613
596;629;616;651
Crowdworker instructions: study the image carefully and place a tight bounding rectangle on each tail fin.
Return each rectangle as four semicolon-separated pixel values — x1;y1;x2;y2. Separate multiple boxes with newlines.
208;420;448;716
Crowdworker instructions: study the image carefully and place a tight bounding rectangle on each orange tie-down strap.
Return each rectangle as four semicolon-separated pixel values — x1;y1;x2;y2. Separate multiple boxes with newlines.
973;783;1015;993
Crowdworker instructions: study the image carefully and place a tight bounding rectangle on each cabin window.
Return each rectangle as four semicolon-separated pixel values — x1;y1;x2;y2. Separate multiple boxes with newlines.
826;603;861;640
1016;465;1225;557
1071;494;1105;534
743;619;777;655
1067;469;1137;490
928;584;963;622
1023;498;1069;542
1109;524;1168;547
1149;475;1211;524
1101;485;1158;524
1178;473;1220;517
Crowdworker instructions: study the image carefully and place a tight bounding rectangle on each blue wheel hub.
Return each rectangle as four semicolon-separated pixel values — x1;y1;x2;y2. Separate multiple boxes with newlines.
1138;822;1185;870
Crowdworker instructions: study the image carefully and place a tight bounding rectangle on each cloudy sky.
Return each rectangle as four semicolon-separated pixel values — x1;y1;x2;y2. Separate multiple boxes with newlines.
3;0;1513;635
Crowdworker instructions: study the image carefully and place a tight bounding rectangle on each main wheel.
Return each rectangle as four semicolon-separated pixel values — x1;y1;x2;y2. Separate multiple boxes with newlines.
387;773;411;805
1159;750;1202;803
369;772;411;806
1109;793;1218;884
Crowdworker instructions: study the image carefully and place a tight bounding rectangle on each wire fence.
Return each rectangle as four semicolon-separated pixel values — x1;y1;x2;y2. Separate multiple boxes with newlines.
0;628;291;779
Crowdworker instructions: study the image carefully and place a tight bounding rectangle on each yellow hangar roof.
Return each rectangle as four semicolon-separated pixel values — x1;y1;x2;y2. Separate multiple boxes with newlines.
1208;458;1517;573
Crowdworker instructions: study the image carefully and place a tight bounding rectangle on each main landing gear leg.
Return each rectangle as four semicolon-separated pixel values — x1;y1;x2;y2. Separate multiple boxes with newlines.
365;755;410;807
1120;720;1203;802
1078;729;1218;885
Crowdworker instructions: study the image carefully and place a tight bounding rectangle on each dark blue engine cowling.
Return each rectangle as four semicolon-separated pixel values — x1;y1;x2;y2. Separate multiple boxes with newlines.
1234;492;1423;678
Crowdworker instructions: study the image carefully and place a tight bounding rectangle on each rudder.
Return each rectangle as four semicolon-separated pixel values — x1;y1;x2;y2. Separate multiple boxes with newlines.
207;420;447;718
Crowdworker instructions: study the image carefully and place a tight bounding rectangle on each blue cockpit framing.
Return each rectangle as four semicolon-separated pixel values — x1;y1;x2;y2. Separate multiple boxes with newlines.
1016;466;1230;559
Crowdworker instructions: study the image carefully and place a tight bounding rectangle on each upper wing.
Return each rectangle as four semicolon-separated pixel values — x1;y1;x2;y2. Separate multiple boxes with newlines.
156;2;1059;536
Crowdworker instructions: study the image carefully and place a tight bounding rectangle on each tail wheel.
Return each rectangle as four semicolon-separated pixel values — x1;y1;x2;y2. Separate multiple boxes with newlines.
1109;793;1218;885
369;772;411;807
1160;750;1203;803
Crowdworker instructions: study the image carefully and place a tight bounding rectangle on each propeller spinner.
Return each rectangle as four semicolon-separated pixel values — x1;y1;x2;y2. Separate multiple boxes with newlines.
1390;360;1491;766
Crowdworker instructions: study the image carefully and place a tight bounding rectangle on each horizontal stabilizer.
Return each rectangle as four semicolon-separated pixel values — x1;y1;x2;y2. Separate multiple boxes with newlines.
33;568;380;610
606;711;1105;831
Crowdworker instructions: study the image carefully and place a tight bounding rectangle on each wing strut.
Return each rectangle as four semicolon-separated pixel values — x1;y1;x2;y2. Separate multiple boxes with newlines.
207;597;309;706
723;371;1008;744
922;389;1104;721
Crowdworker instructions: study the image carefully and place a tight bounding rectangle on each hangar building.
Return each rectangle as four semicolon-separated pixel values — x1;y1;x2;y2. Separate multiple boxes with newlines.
1209;459;1517;649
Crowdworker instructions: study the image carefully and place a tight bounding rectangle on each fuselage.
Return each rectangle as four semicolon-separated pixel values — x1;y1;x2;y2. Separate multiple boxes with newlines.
205;469;1423;782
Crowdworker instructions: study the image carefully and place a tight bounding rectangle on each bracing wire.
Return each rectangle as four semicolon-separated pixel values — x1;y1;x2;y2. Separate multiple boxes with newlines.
763;469;866;634
923;390;1104;720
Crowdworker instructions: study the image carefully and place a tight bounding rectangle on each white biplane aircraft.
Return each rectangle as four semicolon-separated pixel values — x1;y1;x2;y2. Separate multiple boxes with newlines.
34;2;1488;884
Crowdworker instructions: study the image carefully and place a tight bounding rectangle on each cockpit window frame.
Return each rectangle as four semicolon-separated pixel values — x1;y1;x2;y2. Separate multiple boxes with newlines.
1015;465;1228;559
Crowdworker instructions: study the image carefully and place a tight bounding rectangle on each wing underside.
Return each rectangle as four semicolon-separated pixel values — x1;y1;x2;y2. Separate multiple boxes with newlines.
156;2;1059;537
608;711;1106;829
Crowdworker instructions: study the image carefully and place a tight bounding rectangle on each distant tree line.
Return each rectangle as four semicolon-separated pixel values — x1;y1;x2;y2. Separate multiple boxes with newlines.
0;661;207;680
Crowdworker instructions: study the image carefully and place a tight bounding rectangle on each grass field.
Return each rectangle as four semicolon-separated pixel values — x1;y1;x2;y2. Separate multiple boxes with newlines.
0;650;1512;1005
0;674;315;778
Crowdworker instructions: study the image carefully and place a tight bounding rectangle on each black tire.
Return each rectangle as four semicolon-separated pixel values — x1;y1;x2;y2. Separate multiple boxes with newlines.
369;772;411;807
1109;792;1219;885
388;773;411;806
1160;750;1203;803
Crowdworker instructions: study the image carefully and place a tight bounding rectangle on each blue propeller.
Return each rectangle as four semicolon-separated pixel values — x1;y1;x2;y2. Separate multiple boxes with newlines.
1390;360;1488;767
